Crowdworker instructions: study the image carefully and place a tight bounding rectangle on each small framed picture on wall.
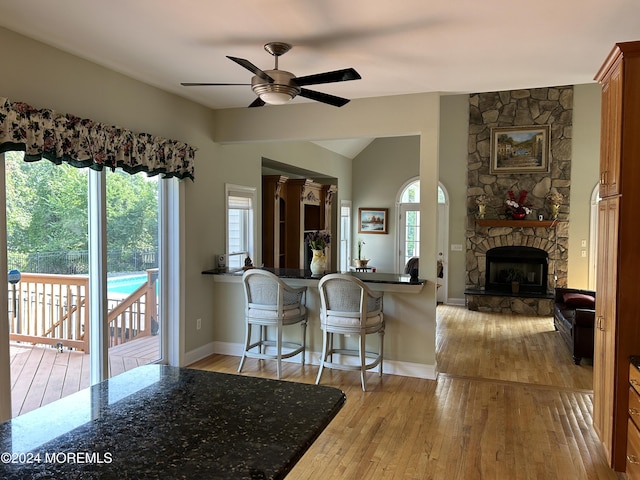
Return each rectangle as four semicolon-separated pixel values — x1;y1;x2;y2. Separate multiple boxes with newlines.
358;208;388;234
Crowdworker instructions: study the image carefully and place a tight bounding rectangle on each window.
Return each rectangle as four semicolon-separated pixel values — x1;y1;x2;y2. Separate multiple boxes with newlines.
398;179;421;270
340;201;352;272
397;179;448;271
226;184;256;269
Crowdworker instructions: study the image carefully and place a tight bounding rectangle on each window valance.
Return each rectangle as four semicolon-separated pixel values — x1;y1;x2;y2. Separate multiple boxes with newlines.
0;97;196;180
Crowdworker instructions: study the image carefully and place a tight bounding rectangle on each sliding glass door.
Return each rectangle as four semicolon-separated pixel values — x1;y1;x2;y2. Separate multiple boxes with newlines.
106;169;162;377
2;152;169;418
6;152;91;416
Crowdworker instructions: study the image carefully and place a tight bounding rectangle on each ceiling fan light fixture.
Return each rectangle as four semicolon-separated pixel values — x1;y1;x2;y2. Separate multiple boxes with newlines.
182;43;360;108
251;70;300;105
259;91;294;105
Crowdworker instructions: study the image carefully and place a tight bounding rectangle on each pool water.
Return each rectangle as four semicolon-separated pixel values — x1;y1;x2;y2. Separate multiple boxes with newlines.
107;274;148;296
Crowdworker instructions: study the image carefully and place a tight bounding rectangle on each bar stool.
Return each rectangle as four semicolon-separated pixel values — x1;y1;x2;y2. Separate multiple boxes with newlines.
239;269;308;379
316;273;384;391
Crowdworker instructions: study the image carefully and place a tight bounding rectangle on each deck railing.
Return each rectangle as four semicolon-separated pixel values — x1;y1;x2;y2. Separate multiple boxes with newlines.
7;269;158;353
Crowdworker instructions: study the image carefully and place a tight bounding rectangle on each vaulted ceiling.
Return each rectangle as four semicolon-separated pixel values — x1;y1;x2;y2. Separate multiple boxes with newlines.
1;0;637;113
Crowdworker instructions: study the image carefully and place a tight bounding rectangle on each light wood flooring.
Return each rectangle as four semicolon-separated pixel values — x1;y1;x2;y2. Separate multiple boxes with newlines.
190;305;622;480
10;335;160;417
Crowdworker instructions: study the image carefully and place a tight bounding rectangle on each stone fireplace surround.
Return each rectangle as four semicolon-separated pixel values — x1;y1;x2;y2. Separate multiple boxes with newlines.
465;221;566;315
465;87;572;315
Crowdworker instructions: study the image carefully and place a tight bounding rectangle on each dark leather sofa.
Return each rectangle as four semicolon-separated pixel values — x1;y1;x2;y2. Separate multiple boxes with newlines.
553;287;595;365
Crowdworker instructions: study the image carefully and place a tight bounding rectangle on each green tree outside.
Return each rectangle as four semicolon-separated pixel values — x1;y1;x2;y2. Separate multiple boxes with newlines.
5;151;158;274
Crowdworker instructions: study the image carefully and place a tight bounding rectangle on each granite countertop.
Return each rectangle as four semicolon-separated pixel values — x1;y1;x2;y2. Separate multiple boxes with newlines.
0;365;346;480
631;356;640;370
202;267;425;286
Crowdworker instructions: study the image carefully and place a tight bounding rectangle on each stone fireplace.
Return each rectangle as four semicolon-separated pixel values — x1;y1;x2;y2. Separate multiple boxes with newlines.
464;221;566;315
465;86;572;315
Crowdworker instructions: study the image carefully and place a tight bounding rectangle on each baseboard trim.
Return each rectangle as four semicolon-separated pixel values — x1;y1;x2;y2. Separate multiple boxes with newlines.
185;341;437;380
446;297;466;306
183;341;218;366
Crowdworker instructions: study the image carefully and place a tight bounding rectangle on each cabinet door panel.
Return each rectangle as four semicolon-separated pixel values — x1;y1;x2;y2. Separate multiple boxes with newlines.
593;197;619;465
599;65;622;198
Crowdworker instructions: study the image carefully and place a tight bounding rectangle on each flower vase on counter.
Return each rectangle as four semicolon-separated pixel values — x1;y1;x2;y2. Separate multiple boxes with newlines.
306;230;330;275
310;249;327;275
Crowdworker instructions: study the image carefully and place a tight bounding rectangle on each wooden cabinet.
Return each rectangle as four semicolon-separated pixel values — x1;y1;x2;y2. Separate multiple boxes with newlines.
262;175;288;268
627;365;640;478
598;58;622;198
593;197;619;463
262;177;337;270
284;179;337;270
593;41;640;471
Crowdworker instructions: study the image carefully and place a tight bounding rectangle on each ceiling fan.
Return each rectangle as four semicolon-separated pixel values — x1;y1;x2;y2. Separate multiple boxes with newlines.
181;42;361;108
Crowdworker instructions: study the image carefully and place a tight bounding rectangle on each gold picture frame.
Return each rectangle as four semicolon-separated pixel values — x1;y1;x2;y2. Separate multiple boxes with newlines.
358;208;388;234
490;125;550;174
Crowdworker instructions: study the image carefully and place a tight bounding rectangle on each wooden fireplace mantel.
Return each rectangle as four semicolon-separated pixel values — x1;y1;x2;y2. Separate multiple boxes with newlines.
476;219;558;228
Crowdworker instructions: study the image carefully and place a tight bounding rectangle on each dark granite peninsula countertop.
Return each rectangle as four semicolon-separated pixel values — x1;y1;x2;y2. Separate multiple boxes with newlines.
631;356;640;370
0;365;345;480
203;267;426;290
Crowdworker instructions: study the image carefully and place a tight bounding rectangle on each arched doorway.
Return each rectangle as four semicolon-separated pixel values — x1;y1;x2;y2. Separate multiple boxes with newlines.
396;178;449;303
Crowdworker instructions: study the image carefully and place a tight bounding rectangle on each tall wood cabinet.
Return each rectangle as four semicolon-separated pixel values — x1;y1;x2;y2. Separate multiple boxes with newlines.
262;175;288;268
262;176;337;270
593;41;640;472
593;196;619;464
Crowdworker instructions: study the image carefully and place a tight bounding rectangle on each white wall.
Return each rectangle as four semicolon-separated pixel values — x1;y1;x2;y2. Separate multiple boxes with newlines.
352;136;420;273
568;83;601;288
438;95;469;302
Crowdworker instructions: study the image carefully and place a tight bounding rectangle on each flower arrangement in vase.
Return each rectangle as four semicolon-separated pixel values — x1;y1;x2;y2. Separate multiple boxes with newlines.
305;231;330;275
355;239;369;268
505;190;531;220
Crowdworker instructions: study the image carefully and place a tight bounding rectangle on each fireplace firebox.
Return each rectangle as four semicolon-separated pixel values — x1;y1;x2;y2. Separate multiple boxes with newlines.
485;246;548;295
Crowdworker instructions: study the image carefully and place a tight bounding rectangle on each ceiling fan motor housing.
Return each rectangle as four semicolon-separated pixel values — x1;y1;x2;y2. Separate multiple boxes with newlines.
251;69;301;102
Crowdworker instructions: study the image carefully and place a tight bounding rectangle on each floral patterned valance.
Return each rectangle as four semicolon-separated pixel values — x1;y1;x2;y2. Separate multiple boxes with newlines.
0;97;196;180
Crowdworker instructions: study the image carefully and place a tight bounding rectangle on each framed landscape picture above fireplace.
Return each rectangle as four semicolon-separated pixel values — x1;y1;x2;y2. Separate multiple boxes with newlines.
490;125;550;174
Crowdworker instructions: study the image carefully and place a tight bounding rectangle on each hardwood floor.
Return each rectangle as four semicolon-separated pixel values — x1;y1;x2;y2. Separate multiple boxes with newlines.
190;305;621;480
436;305;593;390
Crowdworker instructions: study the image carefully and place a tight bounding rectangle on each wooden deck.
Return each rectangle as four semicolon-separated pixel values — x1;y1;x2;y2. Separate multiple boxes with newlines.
9;335;160;417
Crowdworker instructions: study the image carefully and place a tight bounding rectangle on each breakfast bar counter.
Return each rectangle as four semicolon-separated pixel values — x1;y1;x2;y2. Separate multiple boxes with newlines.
0;365;345;479
204;267;437;379
202;267;426;293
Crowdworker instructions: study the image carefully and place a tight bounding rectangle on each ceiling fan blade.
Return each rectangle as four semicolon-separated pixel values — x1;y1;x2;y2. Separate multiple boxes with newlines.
248;97;266;108
227;56;274;83
299;88;350;107
293;68;361;86
181;82;250;86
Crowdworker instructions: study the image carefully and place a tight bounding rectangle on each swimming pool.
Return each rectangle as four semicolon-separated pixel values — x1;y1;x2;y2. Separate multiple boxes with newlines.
107;274;149;296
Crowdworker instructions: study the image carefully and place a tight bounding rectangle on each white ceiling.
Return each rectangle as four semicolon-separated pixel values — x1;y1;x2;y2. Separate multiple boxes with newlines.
0;0;637;157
